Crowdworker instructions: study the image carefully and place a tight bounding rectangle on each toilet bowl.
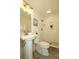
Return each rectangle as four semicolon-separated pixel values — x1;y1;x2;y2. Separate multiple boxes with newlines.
38;41;49;56
34;40;50;56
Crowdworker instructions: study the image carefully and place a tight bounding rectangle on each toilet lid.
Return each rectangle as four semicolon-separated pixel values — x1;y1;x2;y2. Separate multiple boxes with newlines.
39;41;49;46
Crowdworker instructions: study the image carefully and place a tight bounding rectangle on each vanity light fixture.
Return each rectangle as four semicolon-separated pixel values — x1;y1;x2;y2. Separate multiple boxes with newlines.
20;0;33;14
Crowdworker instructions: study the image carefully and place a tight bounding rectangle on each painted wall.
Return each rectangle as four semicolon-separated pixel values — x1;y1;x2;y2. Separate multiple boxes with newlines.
42;13;59;43
32;11;59;43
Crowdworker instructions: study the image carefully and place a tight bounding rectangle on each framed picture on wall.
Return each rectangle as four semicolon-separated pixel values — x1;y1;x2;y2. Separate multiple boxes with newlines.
33;18;38;26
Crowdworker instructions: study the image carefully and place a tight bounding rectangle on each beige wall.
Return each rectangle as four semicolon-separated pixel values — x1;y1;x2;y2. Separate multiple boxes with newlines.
32;11;59;43
42;13;59;43
32;10;43;41
20;8;31;33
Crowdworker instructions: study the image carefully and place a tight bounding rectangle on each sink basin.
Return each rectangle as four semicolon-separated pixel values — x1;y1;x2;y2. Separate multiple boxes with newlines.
22;33;37;41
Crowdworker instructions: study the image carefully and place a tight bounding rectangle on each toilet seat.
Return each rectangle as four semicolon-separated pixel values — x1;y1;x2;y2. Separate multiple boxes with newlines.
39;41;49;45
39;41;49;48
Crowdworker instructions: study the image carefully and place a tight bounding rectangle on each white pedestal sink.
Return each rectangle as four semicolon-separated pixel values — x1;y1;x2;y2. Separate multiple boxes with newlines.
23;33;37;59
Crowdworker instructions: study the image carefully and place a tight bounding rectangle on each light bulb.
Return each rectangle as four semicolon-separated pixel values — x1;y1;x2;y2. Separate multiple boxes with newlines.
46;10;51;14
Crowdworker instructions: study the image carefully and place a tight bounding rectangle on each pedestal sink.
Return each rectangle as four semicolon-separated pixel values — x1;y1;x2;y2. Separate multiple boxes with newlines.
22;33;37;59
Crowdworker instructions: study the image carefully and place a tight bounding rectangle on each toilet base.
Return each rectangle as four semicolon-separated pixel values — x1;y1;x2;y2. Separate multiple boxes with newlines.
41;48;49;56
35;44;49;56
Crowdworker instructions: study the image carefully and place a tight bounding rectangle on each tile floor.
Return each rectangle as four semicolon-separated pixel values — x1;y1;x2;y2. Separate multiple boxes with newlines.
33;47;59;59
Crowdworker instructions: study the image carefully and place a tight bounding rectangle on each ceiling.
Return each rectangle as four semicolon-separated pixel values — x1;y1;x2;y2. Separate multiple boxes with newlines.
24;0;59;17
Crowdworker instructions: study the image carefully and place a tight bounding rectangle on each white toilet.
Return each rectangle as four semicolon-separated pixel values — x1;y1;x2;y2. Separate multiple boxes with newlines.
34;37;50;56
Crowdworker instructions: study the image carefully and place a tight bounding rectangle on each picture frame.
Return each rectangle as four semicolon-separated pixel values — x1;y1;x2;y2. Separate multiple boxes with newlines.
33;18;38;26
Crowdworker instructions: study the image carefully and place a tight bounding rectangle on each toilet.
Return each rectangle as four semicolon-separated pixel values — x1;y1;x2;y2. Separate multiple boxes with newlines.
34;37;50;56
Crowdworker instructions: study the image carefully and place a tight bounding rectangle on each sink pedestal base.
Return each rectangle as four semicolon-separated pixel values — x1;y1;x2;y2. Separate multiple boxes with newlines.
25;39;33;59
